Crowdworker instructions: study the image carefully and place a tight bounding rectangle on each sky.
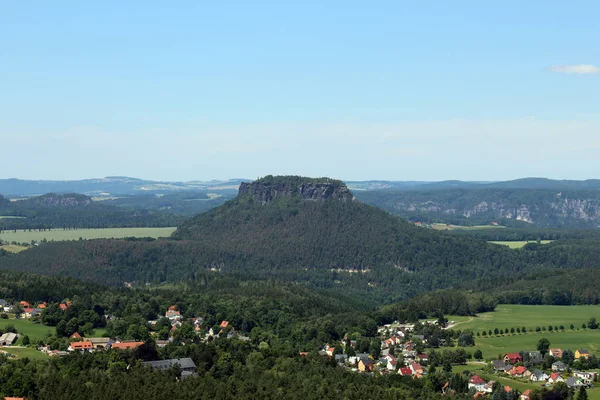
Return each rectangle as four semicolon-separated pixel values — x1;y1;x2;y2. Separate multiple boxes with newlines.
1;1;599;182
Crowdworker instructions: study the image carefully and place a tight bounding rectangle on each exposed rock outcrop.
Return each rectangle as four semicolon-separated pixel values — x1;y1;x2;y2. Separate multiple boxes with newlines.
238;177;353;204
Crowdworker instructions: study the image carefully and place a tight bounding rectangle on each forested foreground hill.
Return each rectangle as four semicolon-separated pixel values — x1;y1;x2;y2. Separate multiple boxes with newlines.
2;176;600;305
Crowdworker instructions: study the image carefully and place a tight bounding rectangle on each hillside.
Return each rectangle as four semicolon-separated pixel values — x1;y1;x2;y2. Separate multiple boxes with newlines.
355;188;600;228
0;193;183;230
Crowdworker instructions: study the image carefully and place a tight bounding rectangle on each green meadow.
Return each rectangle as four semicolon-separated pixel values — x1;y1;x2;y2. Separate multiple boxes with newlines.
451;305;600;359
0;347;48;360
0;318;54;342
489;240;553;249
0;227;177;243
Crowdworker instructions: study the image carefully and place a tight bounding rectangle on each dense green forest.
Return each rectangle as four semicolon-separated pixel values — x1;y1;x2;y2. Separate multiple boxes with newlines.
3;178;600;306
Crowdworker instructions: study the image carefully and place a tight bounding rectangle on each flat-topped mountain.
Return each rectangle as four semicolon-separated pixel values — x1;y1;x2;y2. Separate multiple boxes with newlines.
20;193;93;208
237;175;353;204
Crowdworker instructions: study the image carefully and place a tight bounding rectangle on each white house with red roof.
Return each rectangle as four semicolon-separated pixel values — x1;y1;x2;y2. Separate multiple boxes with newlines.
468;375;487;392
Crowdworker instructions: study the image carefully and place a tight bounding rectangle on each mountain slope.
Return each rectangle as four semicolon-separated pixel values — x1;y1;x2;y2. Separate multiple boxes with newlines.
355;188;600;228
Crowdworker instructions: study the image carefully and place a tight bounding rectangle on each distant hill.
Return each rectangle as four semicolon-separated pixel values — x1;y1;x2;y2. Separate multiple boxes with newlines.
0;193;183;231
355;188;600;228
0;176;247;197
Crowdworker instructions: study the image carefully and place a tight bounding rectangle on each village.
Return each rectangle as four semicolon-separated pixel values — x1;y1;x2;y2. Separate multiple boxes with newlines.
2;297;600;399
311;320;600;399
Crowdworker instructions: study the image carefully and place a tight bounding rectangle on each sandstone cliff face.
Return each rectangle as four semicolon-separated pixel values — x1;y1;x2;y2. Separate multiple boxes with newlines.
238;181;353;204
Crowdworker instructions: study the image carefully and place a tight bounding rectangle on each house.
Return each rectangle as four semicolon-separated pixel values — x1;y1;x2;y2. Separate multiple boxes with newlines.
504;353;522;364
575;349;590;359
156;340;170;348
573;370;598;381
325;347;335;357
492;360;506;372
399;367;412;376
143;358;197;378
530;369;549;382
37;302;47;309
110;341;144;350
88;337;113;350
520;390;532;400
503;364;513;374
386;356;398;371
0;333;18;346
510;366;528;377
468;375;487;392
549;373;564;384
404;341;415;351
403;350;417;359
349;353;370;365
219;320;229;329
59;303;68;311
19;301;30;308
68;341;93;352
165;310;181;320
70;332;82;340
358;357;374;372
417;353;428;362
410;362;423;376
482;380;496;393
550;348;563;358
566;376;588;389
552;361;567;372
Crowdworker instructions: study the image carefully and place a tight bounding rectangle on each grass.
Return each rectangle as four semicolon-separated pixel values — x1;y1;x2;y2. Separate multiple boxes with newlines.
449;305;600;359
0;227;177;243
489;240;553;249
0;244;28;253
0;216;25;219
0;318;54;342
0;346;48;360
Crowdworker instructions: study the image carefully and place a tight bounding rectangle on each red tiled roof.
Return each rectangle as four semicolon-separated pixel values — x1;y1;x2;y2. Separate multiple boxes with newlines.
469;375;486;384
168;305;177;311
111;341;144;350
70;341;93;349
399;367;412;375
19;301;30;307
59;304;68;310
551;373;561;380
220;320;229;328
504;386;512;392
70;332;82;339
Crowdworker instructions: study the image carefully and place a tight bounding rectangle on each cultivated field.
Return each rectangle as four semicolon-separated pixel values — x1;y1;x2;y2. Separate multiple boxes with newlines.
0;227;177;243
489;240;553;249
0;244;28;253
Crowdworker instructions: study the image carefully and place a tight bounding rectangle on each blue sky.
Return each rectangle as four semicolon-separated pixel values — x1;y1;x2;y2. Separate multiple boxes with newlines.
1;1;599;181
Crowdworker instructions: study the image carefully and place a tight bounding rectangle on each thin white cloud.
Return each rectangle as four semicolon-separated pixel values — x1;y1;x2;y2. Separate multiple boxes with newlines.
549;64;600;74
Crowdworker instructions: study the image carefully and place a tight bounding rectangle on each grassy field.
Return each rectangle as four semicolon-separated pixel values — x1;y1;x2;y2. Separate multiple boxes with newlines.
489;240;553;249
0;244;28;253
0;227;177;243
0;319;54;342
0;346;48;360
450;305;600;359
